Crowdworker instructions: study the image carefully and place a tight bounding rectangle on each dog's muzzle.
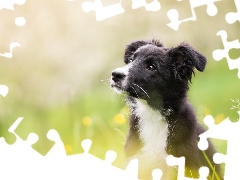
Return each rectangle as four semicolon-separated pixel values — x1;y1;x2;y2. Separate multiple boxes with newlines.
110;66;129;93
112;70;126;83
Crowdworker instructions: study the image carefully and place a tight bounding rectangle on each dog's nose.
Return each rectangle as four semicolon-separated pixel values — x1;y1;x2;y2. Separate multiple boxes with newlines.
112;70;126;82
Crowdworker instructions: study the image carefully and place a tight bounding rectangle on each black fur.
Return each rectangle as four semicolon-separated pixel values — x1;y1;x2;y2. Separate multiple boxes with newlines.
111;39;222;179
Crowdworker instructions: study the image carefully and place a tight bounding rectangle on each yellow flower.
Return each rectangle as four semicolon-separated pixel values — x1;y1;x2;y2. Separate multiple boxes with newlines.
203;108;211;116
64;144;72;153
114;113;126;124
215;114;225;124
82;116;92;126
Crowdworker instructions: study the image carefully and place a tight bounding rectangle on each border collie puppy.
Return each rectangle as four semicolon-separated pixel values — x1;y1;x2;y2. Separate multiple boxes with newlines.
110;39;222;180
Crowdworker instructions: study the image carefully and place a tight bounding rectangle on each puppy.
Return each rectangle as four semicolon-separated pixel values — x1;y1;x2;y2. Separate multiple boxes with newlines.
110;39;222;179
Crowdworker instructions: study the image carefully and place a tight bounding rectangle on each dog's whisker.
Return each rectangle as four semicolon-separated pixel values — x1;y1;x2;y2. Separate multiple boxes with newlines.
130;86;140;99
101;78;112;86
100;78;108;82
132;83;150;98
109;39;222;180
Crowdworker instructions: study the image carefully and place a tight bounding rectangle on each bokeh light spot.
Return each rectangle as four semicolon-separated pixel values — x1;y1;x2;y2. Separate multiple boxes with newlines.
82;116;92;126
114;114;126;125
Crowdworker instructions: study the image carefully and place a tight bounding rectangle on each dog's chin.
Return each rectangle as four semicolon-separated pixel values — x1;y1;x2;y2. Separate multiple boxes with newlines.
111;84;142;99
111;85;126;95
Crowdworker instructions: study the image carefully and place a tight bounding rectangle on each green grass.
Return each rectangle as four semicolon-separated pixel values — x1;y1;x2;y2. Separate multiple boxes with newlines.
1;84;128;167
202;150;220;180
0;57;239;171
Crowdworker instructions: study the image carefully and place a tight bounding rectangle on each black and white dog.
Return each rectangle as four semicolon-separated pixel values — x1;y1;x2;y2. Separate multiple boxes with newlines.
110;39;222;179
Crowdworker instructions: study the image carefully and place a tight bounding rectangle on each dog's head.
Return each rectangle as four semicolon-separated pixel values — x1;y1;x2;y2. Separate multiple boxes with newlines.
110;39;206;107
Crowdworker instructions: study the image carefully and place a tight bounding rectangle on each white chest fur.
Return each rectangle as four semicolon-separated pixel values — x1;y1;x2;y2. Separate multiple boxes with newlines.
134;99;169;168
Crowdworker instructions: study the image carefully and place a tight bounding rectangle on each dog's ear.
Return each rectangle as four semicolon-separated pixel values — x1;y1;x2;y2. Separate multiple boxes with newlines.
167;42;207;81
124;41;149;64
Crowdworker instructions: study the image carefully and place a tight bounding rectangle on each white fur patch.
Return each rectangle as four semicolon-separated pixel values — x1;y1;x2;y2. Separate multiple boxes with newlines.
114;65;130;87
134;99;169;171
113;65;130;76
112;87;124;94
111;64;132;94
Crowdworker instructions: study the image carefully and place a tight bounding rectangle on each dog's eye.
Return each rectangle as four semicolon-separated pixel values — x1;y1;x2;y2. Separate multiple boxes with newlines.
146;65;156;71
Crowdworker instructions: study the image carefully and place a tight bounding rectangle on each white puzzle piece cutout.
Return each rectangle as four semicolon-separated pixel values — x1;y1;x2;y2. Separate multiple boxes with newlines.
15;16;26;26
0;85;9;97
167;0;220;31
7;117;41;158
0;42;20;58
198;112;240;180
82;0;124;21
0;119;140;180
0;0;26;10
166;155;209;180
152;169;163;180
0;1;26;59
131;0;161;11
65;139;139;180
45;129;66;157
225;0;240;24
212;30;240;79
0;117;43;180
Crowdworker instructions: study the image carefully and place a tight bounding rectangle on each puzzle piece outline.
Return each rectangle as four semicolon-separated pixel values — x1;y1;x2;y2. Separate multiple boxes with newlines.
131;0;161;12
0;42;21;58
167;0;220;31
82;0;162;21
1;113;240;179
225;0;240;24
0;85;9;97
82;0;124;21
212;30;240;79
166;155;209;180
0;118;141;180
198;112;240;180
0;0;26;10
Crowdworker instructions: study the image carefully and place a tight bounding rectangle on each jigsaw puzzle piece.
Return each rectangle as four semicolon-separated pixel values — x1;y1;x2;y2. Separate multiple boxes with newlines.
167;0;219;30
81;138;92;153
198;114;239;149
103;148;140;180
225;0;240;24
0;85;9;97
72;139;139;180
213;146;240;180
45;129;66;157
166;155;209;180
82;0;124;21
198;115;216;150
213;152;226;164
124;159;139;180
212;30;229;61
1;117;42;159
104;150;117;164
167;0;193;31
8;117;23;134
212;30;240;78
152;169;163;180
0;42;20;58
0;137;11;160
131;0;161;11
190;0;219;16
15;16;26;26
199;113;240;179
0;0;26;10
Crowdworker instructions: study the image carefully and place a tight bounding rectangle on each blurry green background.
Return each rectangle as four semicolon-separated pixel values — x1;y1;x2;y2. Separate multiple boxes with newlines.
0;0;239;168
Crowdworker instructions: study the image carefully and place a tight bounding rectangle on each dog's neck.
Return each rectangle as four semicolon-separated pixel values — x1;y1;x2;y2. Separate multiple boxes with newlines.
129;98;169;171
128;95;187;117
130;99;169;147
